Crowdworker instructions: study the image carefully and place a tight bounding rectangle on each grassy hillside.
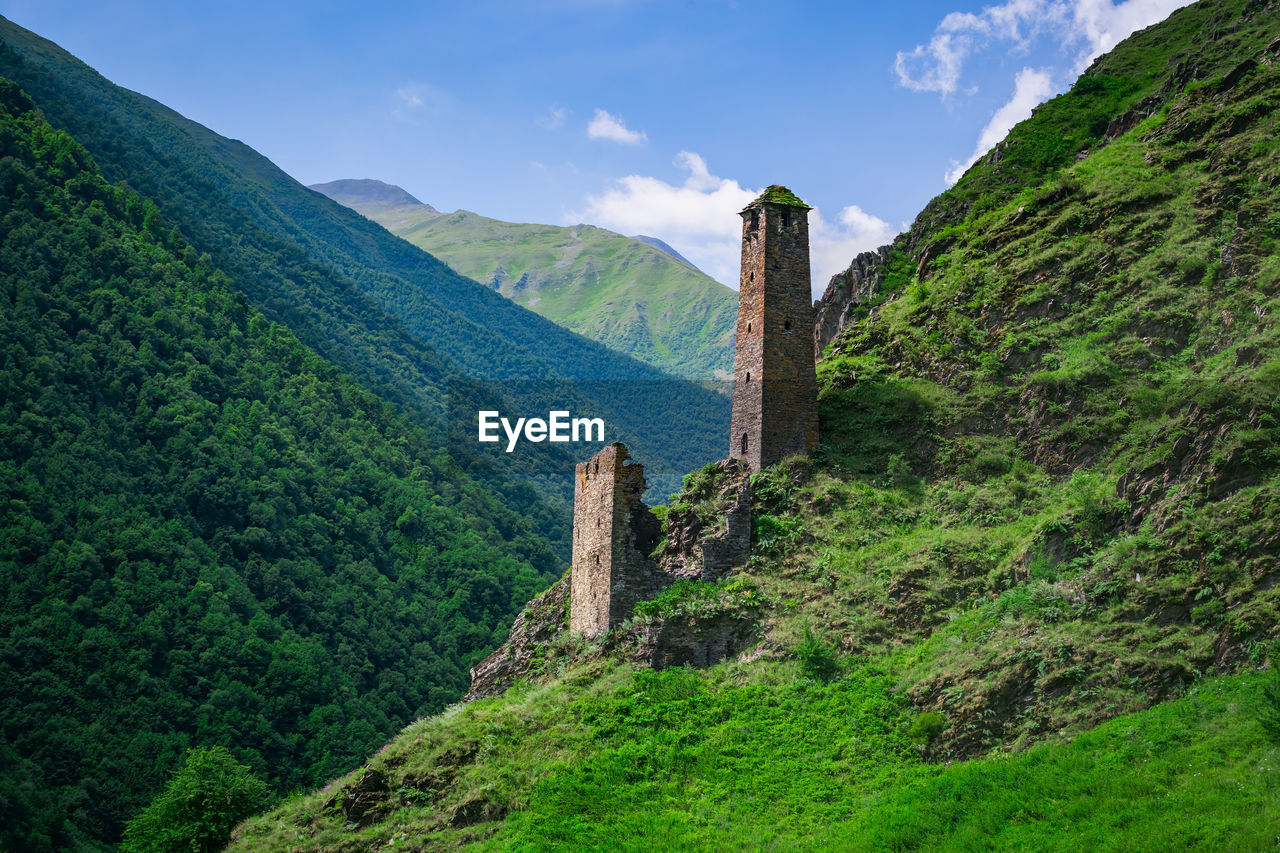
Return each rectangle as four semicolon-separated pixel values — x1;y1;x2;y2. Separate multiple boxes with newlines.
230;0;1280;847
0;80;560;851
0;17;730;505
312;180;738;382
231;663;1277;851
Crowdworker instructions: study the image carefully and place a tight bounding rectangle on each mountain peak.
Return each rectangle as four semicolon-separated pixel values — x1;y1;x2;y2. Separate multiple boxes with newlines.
310;178;434;210
629;235;696;268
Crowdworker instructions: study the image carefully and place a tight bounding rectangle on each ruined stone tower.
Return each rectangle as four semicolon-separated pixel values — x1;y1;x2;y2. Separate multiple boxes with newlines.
730;185;820;471
570;443;666;638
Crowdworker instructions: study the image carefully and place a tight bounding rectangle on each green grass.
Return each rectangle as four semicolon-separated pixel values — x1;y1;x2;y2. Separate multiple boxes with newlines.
229;660;1279;851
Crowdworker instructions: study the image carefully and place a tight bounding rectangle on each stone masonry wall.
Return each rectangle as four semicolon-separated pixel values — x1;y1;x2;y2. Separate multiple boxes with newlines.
730;192;820;471
569;442;667;638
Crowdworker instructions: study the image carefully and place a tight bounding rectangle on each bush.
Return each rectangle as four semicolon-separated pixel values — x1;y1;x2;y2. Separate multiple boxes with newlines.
121;747;271;853
1261;667;1280;745
908;711;947;747
797;622;840;682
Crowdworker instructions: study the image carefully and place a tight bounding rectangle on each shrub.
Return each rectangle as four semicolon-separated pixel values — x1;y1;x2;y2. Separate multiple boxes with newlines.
121;747;271;853
908;711;947;747
796;622;840;682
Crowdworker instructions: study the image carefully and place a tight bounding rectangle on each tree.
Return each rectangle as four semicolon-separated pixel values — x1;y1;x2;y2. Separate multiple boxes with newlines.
120;747;271;853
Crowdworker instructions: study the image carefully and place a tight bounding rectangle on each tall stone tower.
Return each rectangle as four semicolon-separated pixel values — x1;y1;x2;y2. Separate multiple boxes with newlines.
730;185;820;471
570;443;666;638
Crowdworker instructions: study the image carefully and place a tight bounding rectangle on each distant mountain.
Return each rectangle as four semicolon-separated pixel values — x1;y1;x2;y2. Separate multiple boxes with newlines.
630;234;695;267
310;177;434;209
312;180;738;381
0;16;730;505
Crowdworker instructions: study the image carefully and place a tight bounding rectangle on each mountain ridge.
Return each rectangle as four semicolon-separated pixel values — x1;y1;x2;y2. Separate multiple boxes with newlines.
0;14;730;505
312;178;739;381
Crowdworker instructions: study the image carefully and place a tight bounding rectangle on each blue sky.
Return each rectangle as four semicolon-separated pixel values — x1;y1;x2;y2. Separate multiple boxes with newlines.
1;0;1190;292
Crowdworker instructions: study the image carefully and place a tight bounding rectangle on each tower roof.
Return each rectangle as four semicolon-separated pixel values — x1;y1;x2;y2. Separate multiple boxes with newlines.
743;184;809;212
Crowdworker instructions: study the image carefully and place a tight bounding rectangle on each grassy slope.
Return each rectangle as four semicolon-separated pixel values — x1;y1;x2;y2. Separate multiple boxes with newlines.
230;663;1278;851
318;190;737;382
233;0;1280;847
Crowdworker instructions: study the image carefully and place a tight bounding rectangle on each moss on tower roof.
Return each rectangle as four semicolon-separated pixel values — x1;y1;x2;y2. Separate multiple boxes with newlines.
750;185;808;208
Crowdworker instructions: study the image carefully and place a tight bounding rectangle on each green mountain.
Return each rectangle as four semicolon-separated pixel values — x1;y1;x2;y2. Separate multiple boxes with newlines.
0;80;561;851
231;0;1280;848
312;179;738;381
0;17;730;506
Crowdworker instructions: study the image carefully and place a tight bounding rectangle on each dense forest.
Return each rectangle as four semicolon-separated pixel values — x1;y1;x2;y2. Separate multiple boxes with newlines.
0;18;731;503
0;79;559;850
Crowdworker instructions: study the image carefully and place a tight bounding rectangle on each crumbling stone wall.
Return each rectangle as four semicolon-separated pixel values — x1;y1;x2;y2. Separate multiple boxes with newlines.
657;459;753;581
630;611;760;671
569;443;667;638
730;187;820;471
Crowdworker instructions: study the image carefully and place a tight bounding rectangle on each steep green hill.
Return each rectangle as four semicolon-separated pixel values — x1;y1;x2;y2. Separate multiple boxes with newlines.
0;17;729;505
0;80;565;851
231;0;1280;848
312;179;738;382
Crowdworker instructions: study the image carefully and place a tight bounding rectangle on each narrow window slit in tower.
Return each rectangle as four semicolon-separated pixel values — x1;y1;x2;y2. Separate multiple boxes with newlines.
741;433;749;455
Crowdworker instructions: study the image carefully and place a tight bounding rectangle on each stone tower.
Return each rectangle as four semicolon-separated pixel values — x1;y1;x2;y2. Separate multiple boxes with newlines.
570;443;666;638
730;185;820;471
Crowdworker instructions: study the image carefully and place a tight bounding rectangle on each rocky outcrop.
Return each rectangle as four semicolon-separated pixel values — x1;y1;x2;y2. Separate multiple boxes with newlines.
656;459;752;580
813;244;893;358
464;574;570;701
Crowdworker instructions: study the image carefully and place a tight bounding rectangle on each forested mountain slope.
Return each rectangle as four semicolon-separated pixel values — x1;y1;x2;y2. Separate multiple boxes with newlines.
312;179;738;382
0;17;729;504
232;0;1280;848
0;80;558;851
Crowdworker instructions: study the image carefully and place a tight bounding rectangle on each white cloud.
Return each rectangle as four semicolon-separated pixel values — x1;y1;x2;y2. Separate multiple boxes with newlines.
945;67;1055;184
586;108;647;144
895;32;974;95
392;82;448;120
895;0;1191;96
1069;0;1192;69
572;152;752;284
573;153;895;296
538;105;568;130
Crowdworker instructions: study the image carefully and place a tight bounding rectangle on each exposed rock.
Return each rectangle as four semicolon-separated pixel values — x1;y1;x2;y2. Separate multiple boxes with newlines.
323;767;391;829
657;459;752;581
464;574;569;701
813;244;892;358
448;796;507;828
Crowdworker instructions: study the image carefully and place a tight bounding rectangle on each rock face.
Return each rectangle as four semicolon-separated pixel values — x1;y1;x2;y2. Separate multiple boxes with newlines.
465;575;569;702
658;459;753;581
813;244;893;358
730;187;820;471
